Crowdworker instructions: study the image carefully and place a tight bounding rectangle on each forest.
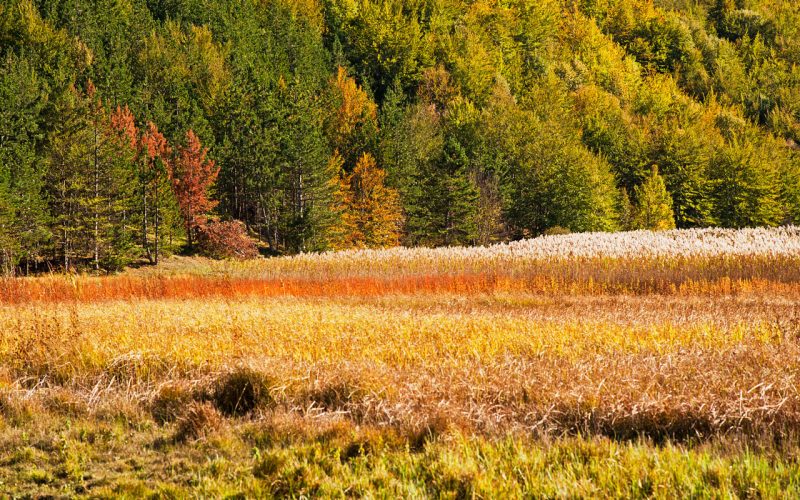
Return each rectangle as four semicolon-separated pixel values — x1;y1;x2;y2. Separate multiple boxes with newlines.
1;0;799;272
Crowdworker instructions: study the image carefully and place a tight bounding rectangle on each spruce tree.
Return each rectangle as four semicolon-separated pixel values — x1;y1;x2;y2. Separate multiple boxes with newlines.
0;54;50;273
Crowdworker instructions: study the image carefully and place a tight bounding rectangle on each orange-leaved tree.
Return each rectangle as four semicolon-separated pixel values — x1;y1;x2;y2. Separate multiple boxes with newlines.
109;105;138;151
323;150;355;250
169;130;219;247
110;108;176;264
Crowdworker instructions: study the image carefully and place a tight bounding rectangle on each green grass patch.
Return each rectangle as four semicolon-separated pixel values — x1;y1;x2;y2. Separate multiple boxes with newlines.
1;412;799;498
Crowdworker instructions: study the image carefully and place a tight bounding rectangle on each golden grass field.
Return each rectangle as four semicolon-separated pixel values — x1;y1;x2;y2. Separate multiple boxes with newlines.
2;229;800;497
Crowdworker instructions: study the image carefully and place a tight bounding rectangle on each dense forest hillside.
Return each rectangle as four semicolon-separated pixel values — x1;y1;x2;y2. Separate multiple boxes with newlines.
1;0;799;271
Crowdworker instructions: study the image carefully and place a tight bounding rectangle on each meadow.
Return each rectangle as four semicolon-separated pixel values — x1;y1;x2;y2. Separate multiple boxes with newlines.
2;228;800;497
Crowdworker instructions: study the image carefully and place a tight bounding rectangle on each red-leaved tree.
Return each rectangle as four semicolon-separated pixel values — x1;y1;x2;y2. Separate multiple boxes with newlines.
110;105;138;151
170;130;219;247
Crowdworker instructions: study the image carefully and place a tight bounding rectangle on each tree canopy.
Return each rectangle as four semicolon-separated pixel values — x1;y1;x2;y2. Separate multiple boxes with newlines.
0;0;798;271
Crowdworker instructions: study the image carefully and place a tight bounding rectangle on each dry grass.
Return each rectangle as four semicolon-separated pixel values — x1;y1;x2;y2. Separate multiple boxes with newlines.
2;228;799;495
3;256;800;304
2;295;798;441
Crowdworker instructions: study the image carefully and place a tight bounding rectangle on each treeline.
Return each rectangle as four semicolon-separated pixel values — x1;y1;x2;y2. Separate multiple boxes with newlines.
1;0;799;272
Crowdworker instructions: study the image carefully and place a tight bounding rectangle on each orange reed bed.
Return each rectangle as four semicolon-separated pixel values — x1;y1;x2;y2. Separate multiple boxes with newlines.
1;273;799;304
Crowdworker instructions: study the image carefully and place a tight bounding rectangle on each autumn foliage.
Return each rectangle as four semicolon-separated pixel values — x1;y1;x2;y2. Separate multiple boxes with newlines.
341;153;403;248
4;0;800;274
169;130;220;246
329;66;377;154
108;108;252;261
110;105;138;151
325;151;404;249
197;218;259;260
141;123;171;164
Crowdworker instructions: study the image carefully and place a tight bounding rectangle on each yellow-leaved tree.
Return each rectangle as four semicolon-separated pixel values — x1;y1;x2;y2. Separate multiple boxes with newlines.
341;153;403;248
634;166;676;231
328;66;378;162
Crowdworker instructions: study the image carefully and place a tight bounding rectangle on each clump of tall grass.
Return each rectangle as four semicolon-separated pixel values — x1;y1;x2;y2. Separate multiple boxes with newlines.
213;368;275;417
174;402;223;442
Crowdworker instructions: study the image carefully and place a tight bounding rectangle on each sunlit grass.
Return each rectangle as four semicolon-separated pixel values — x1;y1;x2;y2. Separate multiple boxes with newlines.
2;227;799;495
2;412;799;498
2;295;798;440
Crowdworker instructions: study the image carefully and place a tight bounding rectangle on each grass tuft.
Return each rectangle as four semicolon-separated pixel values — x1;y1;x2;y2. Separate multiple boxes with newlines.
213;368;274;417
175;401;223;442
151;382;200;424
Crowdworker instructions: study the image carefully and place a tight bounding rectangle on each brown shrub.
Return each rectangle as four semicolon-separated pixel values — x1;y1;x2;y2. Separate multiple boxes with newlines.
197;219;259;260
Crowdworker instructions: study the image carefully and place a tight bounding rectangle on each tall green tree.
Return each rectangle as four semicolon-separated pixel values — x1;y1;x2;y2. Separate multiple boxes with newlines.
45;85;96;270
0;54;50;273
650;126;715;227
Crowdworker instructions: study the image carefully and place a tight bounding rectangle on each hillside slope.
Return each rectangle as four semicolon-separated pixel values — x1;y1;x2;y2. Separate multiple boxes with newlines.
1;0;799;271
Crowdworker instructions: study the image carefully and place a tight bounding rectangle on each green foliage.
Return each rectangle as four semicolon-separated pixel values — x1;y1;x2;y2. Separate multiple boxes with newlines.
0;53;50;272
482;78;619;237
1;0;798;271
633;165;677;231
3;411;800;497
324;0;433;101
649;126;715;227
710;136;784;228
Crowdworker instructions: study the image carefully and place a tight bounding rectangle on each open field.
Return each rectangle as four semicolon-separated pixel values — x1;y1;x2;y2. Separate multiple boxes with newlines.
2;229;800;497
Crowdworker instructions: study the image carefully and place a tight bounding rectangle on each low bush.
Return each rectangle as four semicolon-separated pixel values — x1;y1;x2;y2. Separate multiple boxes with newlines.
197;219;259;260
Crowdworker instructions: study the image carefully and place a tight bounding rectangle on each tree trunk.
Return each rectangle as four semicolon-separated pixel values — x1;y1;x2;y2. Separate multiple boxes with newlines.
93;119;100;271
142;158;151;263
154;178;160;264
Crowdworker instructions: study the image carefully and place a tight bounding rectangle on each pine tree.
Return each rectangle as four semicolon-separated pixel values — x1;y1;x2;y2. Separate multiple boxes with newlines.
0;180;17;275
105;105;142;268
86;83;139;270
0;54;49;274
138;122;172;264
45;86;95;271
444;164;480;246
633;166;677;231
44;83;140;271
